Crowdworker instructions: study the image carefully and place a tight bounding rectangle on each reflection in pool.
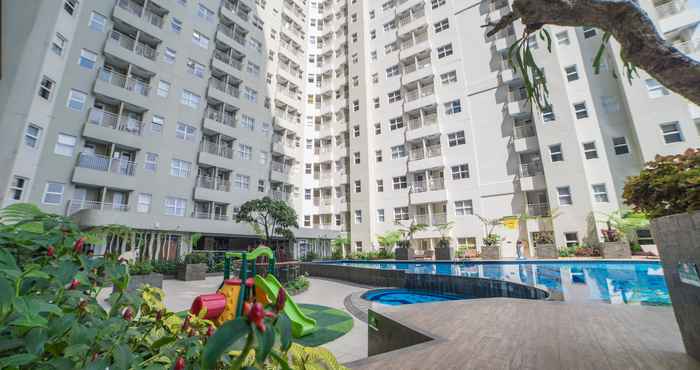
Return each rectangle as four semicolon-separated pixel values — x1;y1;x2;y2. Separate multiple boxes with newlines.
329;261;669;305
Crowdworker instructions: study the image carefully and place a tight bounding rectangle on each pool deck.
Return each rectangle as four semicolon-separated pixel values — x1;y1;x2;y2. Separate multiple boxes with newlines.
348;298;700;370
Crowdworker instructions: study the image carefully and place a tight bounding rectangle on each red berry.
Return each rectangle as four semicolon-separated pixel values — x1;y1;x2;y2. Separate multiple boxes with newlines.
47;245;55;257
73;237;85;253
206;325;214;337
123;307;133;321
245;277;255;288
243;302;251;316
69;279;79;290
275;288;287;313
181;315;190;331
155;310;163;321
247;302;266;333
173;356;185;370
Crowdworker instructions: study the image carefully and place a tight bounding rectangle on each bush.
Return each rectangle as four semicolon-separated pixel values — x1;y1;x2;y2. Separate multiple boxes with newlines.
301;251;317;262
152;259;178;275
129;260;154;275
574;246;601;257
623;148;700;218
183;252;208;264
284;274;310;295
331;245;344;259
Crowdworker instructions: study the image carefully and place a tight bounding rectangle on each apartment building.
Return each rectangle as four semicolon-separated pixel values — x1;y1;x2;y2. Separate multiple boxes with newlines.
0;0;340;259
1;0;698;259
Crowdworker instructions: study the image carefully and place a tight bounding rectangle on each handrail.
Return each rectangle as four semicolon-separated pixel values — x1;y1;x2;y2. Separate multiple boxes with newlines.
98;68;150;96
88;108;143;135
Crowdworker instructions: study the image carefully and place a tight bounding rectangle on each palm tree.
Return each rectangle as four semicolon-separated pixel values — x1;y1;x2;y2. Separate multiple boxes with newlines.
433;222;454;248
331;235;350;258
395;220;428;248
376;230;402;251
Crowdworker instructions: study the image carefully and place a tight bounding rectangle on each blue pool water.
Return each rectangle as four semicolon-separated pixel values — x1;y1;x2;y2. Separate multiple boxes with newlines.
362;289;464;306
331;261;670;306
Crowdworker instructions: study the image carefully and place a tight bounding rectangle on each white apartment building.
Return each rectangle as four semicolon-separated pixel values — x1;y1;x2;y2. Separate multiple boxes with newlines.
1;0;698;259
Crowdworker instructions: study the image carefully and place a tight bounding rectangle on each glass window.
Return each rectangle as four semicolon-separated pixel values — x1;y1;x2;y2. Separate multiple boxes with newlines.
241;115;255;130
78;49;97;69
38;77;54;100
170;159;192;177
636;229;655;245
565;65;578;81
389;117;404;130
137;193;152;213
192;30;210;49
164;197;187;216
660;122;683;143
393;207;409;222
157;80;170;97
440;71;457;85
258;180;266;192
180;90;201;109
451;164;469;179
54;134;76;156
164;48;177;64
448;131;465;146
171;17;182;33
549;144;563;162
151;115;164;133
197;3;215;22
455;200;473;216
583;26;597;38
67;90;87;111
64;0;78;15
25;124;42;148
234;174;250;189
43;182;64;204
354;210;362;224
144;152;158;172
564;232;578;248
556;31;569;45
377;209;385;222
88;12;107;32
583;141;598;159
377;180;384;192
388;90;401;103
176;122;197;141
445;99;461;115
437;43;453;58
354;152;360;164
186;59;206;78
375;122;382;135
386;65;400;78
238;144;252;160
392;176;407;190
391;145;406;159
645;79;669;98
375;150;383;162
557;186;572;205
8;176;28;201
542;106;555;122
612;137;630;155
573;102;588;119
434;19;449;33
354;180;361;192
52;33;67;56
592;183;609;202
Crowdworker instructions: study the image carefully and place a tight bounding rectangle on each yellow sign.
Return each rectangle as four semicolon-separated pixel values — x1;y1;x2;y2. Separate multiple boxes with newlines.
502;217;518;230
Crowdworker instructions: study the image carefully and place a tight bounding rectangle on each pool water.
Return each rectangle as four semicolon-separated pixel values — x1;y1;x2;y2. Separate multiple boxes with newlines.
362;289;465;306
331;261;670;306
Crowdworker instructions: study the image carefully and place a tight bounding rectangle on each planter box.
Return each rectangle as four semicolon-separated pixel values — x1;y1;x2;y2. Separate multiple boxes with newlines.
601;241;631;259
395;248;415;260
534;243;558;259
126;273;163;292
434;246;454;261
176;263;207;281
480;245;500;259
650;211;700;360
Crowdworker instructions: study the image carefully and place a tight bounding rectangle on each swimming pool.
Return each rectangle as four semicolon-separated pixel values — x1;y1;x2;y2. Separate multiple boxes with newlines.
362;289;465;306
329;260;669;306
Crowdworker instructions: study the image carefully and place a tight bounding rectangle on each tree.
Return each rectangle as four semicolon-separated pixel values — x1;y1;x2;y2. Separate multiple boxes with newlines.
331;235;350;258
433;222;454;247
234;197;299;246
485;0;700;107
475;214;503;246
395;220;429;247
376;230;402;250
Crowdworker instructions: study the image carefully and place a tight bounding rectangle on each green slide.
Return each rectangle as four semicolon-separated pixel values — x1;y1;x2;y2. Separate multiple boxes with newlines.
254;274;317;337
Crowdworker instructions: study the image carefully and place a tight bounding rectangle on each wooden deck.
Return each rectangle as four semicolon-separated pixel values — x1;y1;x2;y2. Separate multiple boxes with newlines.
348;298;700;370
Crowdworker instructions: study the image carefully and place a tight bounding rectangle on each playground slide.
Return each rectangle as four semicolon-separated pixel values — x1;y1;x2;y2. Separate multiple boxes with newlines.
254;274;317;337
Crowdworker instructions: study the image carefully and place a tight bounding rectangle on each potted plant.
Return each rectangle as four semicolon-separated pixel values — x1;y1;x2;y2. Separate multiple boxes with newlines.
623;148;700;360
597;210;651;257
394;221;428;260
127;260;163;292
433;222;455;260
533;231;558;259
475;215;502;259
598;221;631;259
177;252;209;281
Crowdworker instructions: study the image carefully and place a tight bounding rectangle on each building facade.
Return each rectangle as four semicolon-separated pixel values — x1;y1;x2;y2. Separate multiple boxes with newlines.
1;0;698;258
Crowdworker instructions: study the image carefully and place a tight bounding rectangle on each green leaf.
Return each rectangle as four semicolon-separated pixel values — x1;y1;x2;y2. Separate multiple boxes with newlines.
0;353;38;367
152;335;177;350
0;203;43;225
201;318;250;369
0;247;19;273
23;269;51;280
25;328;48;355
275;313;293;352
86;357;110;370
269;351;292;370
255;324;275;363
64;343;90;358
112;343;132;370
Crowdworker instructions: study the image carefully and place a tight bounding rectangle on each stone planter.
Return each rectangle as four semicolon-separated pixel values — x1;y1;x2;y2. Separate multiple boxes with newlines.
534;243;558;259
126;273;163;292
650;211;700;360
176;263;207;281
434;246;454;261
480;245;500;259
601;241;631;259
395;247;415;260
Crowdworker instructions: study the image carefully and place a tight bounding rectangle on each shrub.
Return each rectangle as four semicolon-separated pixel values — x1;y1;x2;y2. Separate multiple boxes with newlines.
152;259;178;275
129;260;154;275
183;252;208;264
574;246;601;257
284;274;310;295
301;251;317;262
623;148;700;218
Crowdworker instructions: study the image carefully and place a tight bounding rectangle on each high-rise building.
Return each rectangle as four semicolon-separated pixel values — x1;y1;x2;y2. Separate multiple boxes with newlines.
1;0;698;259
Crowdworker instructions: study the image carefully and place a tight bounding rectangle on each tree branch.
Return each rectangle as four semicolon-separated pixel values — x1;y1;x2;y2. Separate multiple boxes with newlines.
499;0;700;106
484;10;521;37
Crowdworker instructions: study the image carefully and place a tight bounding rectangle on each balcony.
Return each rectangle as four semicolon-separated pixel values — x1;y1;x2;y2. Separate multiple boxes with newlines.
67;200;129;216
208;78;240;105
413;213;447;226
83;108;144;149
217;24;247;49
194;176;234;203
673;38;700;56
104;30;158;73
408;113;437;131
527;203;550;217
271;190;293;203
413;178;445;193
192;210;230;221
73;153;137;190
200;140;234;160
94;68;150;109
272;162;293;175
212;49;244;78
507;88;530;117
272;136;299;157
397;7;426;32
410;144;441;161
400;32;430;57
113;0;165;40
204;107;237;130
222;0;250;23
519;162;543;177
404;84;435;111
654;0;700;33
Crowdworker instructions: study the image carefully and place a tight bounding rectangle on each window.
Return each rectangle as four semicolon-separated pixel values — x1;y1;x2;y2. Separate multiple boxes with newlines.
353;125;360;137
434;19;450;33
389;117;404;130
392;176;407;190
394;207;409;222
592;183;609;202
38;77;54;100
549;144;563;162
564;232;578;248
557;186;572;205
303;216;311;227
354;180;361;193
170;159;192;177
164;48;177;64
391;144;406;159
259;151;268;165
197;3;215;22
556;31;569;45
192;30;210;49
238;144;252;160
186;59;206;78
88;12;107;32
448;131;466;146
67;90;87;111
164;197;187;216
582;26;597;38
451;164;469;180
583;142;598;159
8;176;28;201
244;87;258;103
371;51;377;61
137;193;152;213
354;210;362;224
64;0;78;14
42;182;64;204
440;71;457;85
24;125;42;148
305;164;312;174
565;65;578;82
375;150;383;162
542;106;555;122
176;122;197;141
660;122;683;143
353;100;359;111
241;115;255;130
52;33;67;56
54;134;76;156
370;30;376;39
601;95;620;113
247;61;260;76
431;0;446;8
388;90;401;103
354;152;361;164
377;209;385;222
437;43;453;58
369;10;376;18
171;17;182;33
645;79;669;98
144;153;158;172
454;200;473;216
157;80;170;97
151;115;164;133
612;137;630;155
374;122;382;135
372;73;379;84
377;180;384;192
78;49;97;69
258;180;266;192
304;189;311;200
234;174;250;190
386;65;400;78
636;229;655;245
573;102;588;119
180;90;201;109
444;100;461;115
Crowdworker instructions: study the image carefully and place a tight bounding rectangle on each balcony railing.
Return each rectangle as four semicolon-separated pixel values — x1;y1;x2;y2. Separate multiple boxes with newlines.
507;89;528;102
520;162;543;177
655;0;687;18
401;32;429;50
432;213;447;225
410;144;441;160
213;49;243;71
405;85;435;102
196;176;231;192
209;78;240;98
527;203;550;217
98;68;150;96
408;114;437;130
398;8;425;26
109;30;158;61
414;214;430;225
272;190;292;201
205;107;237;128
223;0;250;21
67;200;129;215
272;162;292;174
217;24;246;46
117;0;163;28
77;153;136;176
413;178;444;193
88;108;144;136
514;123;536;139
192;210;229;221
201;140;234;159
